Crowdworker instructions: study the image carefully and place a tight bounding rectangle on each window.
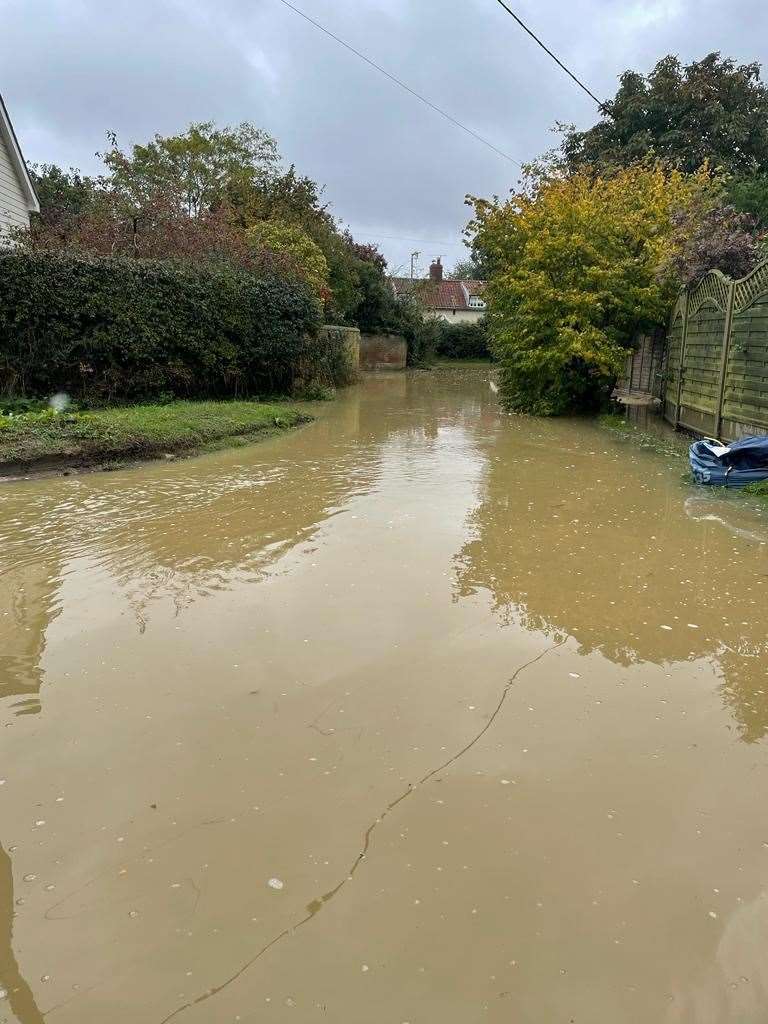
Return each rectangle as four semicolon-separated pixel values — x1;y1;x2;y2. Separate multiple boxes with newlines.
468;295;486;309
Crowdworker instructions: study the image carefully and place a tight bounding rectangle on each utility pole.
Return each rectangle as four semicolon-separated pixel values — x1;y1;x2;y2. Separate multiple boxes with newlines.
410;250;420;280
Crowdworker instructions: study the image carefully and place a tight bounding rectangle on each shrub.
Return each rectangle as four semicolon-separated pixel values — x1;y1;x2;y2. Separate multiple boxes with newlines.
292;326;358;396
245;220;330;298
435;320;490;360
379;295;439;366
0;251;326;401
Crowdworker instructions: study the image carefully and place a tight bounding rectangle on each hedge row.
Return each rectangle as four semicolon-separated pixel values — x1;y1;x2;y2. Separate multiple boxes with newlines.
435;321;490;360
0;252;353;402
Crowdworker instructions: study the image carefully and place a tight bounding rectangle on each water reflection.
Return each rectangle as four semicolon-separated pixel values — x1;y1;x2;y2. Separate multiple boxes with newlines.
0;372;494;714
0;844;44;1024
455;417;768;741
0;562;62;716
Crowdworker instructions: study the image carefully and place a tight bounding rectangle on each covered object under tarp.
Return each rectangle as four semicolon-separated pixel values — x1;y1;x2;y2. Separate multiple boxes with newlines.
690;436;768;487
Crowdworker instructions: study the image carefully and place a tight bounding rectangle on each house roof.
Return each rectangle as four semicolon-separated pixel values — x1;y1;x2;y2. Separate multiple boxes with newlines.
0;93;40;213
391;277;486;311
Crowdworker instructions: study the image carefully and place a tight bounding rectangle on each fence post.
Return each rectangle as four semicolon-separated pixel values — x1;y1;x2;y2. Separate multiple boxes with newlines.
714;280;736;440
674;289;690;429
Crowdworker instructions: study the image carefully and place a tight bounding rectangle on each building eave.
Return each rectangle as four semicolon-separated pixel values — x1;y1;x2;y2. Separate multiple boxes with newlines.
0;93;40;213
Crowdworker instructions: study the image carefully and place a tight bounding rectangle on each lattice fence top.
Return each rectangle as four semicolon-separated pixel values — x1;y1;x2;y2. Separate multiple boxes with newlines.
688;271;730;316
734;259;768;314
679;257;768;317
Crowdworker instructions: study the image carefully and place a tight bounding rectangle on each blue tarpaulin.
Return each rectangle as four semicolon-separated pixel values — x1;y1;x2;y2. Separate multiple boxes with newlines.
690;435;768;487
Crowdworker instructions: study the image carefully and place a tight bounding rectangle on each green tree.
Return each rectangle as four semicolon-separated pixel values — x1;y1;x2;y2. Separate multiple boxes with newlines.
245;220;329;297
563;53;768;177
728;174;768;227
244;165;334;233
25;121;417;338
103;121;279;217
27;164;105;247
468;163;718;415
449;256;483;280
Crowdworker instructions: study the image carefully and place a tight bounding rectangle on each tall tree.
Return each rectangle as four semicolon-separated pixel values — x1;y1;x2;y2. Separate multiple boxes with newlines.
102;121;279;218
30;164;101;223
562;53;768;177
727;174;768;227
659;202;764;286
449;256;483;280
467;163;719;415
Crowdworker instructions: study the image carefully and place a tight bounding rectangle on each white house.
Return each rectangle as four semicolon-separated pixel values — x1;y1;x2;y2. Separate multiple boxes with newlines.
0;92;39;241
391;258;487;324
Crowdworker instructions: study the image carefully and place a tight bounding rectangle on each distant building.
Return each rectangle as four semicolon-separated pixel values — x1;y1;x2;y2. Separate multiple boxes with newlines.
0;92;39;241
391;257;487;324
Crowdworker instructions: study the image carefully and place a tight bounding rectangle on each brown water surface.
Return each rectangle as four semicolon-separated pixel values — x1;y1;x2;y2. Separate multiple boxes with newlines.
1;368;768;1023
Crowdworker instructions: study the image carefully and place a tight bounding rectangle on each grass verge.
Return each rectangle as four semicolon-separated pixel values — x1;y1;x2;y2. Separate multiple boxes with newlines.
0;400;312;476
597;412;690;459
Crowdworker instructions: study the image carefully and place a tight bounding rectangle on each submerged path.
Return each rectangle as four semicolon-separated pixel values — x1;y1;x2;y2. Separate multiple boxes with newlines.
1;367;768;1024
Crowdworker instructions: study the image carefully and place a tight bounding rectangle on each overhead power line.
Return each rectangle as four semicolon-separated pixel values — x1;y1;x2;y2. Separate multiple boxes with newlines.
492;0;604;108
348;230;466;248
277;0;523;167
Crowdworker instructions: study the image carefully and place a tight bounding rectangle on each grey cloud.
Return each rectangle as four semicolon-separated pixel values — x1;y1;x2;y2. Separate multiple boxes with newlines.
3;0;767;271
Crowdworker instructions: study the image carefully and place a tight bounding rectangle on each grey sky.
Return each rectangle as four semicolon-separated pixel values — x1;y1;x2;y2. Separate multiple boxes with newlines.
3;0;768;274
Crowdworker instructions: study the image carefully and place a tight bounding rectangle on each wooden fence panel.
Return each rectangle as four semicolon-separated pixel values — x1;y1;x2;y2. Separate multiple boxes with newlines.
664;262;768;440
723;301;768;432
664;299;685;423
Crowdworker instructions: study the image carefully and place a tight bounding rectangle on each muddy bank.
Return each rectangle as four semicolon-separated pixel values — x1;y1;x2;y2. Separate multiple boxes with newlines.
0;401;313;480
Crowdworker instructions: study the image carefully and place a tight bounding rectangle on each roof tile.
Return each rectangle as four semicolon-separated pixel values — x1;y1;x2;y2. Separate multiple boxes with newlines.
391;277;486;311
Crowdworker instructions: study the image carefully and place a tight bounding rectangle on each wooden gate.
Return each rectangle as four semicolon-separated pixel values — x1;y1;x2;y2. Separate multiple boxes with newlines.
619;329;666;398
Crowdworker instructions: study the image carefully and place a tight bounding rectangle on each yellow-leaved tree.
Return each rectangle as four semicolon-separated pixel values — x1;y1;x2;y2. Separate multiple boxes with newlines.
245;220;330;299
468;162;719;415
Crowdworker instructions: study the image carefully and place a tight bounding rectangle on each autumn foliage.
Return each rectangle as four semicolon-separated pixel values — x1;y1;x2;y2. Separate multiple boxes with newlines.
468;164;720;414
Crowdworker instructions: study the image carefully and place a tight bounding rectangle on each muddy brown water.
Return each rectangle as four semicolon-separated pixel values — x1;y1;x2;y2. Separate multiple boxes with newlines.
1;367;768;1024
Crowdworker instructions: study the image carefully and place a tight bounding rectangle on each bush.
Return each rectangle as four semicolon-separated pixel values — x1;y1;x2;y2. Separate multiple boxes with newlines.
404;318;440;367
292;325;358;397
378;295;439;366
435;320;490;360
0;251;327;402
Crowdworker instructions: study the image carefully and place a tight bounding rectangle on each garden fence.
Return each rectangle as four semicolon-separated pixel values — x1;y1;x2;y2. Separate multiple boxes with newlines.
665;259;768;441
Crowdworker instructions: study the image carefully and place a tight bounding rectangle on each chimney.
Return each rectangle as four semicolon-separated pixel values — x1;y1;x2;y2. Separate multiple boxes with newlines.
429;257;443;282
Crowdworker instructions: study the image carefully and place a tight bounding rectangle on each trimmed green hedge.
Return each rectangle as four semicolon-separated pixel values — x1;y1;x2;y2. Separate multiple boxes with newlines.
0;252;336;401
436;320;490;360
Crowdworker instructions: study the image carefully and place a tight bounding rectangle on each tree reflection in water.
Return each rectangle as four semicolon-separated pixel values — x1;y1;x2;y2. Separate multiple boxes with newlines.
454;421;768;741
0;843;44;1024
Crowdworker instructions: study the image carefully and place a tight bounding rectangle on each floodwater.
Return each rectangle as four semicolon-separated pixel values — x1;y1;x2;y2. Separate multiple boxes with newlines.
1;368;768;1024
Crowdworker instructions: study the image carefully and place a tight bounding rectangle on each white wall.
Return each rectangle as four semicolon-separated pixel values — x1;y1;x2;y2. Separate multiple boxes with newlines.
0;130;31;240
428;309;485;325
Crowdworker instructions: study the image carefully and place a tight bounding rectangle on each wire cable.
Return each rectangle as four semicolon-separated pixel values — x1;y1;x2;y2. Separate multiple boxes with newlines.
277;0;523;167
493;0;603;108
348;230;466;247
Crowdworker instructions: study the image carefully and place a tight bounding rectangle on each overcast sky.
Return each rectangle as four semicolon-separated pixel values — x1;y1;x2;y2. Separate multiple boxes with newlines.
3;0;768;275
